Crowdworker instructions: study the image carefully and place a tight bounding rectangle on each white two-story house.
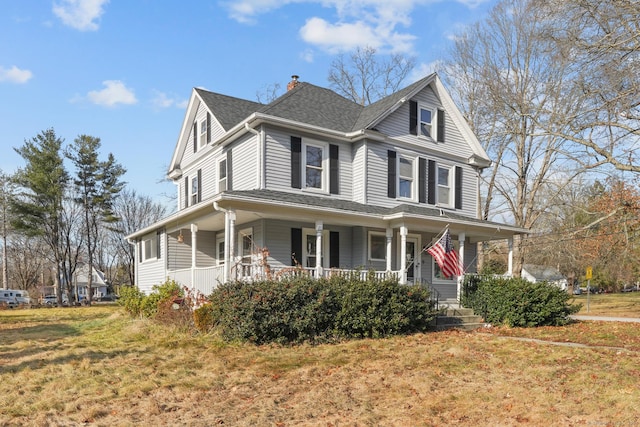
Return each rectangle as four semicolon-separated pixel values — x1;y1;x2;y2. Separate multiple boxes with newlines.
126;73;527;302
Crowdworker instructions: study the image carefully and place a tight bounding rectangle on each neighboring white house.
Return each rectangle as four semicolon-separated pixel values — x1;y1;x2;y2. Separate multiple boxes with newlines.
60;263;108;301
522;264;568;290
126;73;528;302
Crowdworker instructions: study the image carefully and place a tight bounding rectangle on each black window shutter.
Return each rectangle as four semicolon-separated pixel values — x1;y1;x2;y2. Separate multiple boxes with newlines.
291;228;302;266
387;150;397;198
206;112;211;143
193;122;197;152
418;158;427;203
156;229;162;259
197;169;202;202
455;166;463;209
330;231;339;268
437;109;445;143
184;176;189;208
291;136;302;189
226;150;232;191
409;101;418;135
330;144;339;194
427;160;436;205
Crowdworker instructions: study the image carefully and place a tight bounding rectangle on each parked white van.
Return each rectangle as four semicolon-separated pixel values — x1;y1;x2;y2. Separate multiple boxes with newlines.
0;289;31;307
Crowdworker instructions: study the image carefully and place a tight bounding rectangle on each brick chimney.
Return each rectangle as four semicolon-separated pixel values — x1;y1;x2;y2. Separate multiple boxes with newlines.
287;75;300;91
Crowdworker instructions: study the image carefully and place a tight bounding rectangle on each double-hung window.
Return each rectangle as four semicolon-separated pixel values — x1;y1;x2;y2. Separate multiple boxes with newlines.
304;143;325;190
420;106;434;138
199;119;207;149
218;158;227;192
437;164;452;207
398;157;414;199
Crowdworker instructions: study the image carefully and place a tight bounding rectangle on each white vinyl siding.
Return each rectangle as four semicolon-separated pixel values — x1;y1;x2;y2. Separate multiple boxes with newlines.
376;86;473;159
230;133;257;191
264;126;352;200
136;230;166;294
352;141;366;204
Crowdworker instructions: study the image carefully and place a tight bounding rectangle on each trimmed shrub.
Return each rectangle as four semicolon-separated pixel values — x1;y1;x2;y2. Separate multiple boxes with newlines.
207;275;437;344
118;285;146;317
333;277;435;338
119;279;185;320
462;275;581;327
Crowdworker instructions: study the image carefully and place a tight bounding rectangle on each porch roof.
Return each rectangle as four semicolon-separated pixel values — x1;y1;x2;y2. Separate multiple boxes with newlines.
126;190;528;243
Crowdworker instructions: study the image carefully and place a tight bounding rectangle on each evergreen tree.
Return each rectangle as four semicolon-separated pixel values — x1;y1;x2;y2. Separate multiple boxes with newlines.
12;128;69;303
66;135;125;304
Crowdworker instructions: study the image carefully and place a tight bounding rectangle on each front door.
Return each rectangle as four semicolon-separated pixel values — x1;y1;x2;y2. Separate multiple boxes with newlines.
399;236;420;284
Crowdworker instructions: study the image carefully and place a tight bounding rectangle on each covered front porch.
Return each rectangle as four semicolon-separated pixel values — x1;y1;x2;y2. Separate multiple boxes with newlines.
154;191;524;303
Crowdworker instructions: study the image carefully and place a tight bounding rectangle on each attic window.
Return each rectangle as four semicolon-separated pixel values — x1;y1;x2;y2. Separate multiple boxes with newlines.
199;120;207;148
420;106;434;139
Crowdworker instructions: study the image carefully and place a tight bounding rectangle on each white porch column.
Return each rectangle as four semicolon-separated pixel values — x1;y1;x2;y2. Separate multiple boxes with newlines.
385;228;393;272
223;210;236;283
507;237;514;277
399;226;408;284
190;224;198;289
457;232;465;302
315;221;323;278
229;210;236;279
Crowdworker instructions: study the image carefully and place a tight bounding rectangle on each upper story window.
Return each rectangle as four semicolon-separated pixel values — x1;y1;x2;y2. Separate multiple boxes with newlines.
291;136;339;194
191;175;199;205
398;157;414;199
190;169;201;205
199;119;208;148
410;101;445;143
218;158;227;192
420;106;434;138
304;143;325;189
437;164;452;207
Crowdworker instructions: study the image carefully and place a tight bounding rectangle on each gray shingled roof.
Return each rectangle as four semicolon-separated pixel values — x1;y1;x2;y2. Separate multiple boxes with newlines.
222;189;508;229
258;83;363;132
194;74;436;134
195;88;263;131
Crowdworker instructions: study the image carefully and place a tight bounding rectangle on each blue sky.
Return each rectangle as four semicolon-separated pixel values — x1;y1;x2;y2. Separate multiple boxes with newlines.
1;0;496;207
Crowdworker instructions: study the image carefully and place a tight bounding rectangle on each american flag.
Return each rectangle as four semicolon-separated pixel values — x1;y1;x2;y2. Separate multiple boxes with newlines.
427;229;463;278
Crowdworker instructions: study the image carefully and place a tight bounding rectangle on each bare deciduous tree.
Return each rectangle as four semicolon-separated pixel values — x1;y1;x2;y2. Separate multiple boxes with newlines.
540;0;640;173
111;189;168;287
442;0;585;275
328;46;415;106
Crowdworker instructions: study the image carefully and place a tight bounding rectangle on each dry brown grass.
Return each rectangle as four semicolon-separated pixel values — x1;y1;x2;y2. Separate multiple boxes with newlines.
1;305;640;426
574;291;640;317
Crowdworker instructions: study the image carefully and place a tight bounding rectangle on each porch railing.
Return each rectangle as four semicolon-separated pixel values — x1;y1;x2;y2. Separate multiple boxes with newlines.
167;264;445;304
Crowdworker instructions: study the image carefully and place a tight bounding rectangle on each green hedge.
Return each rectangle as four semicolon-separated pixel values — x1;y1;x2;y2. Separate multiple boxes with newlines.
462;275;581;327
204;275;436;344
119;279;184;318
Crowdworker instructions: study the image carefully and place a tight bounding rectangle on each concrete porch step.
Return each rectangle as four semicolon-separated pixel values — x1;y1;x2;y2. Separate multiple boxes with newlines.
429;306;485;332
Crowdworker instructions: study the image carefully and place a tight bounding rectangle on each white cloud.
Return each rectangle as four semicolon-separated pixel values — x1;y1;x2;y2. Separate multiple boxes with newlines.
150;90;188;110
300;18;380;53
53;0;109;31
0;65;33;84
299;48;315;63
409;61;441;82
87;80;137;107
224;0;425;54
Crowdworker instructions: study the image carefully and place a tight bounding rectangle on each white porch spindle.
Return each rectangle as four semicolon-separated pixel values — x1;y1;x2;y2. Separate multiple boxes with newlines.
400;226;408;284
315;221;323;277
385;228;393;272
